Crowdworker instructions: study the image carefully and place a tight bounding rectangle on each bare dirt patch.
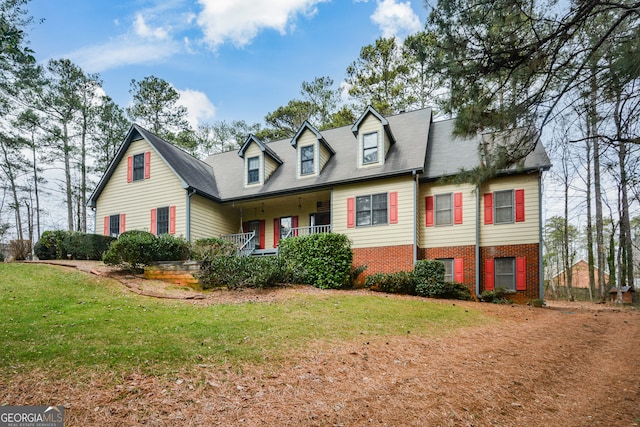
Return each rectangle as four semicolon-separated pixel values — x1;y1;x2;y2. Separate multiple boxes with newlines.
8;262;640;426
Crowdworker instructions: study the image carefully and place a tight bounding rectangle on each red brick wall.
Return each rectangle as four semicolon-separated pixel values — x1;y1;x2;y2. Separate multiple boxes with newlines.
481;243;540;303
419;245;476;295
352;245;415;277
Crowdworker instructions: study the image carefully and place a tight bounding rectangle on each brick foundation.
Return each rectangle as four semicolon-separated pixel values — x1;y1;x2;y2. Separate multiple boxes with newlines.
352;245;415;280
480;244;540;303
416;244;541;303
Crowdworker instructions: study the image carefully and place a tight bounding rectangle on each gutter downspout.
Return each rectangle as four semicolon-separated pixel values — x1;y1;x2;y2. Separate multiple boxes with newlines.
538;171;544;299
186;188;196;242
475;185;480;299
413;170;418;265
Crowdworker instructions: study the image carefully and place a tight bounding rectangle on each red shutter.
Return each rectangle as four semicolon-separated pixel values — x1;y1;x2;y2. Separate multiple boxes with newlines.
454;258;464;283
127;156;133;183
119;214;126;234
516;257;527;290
273;218;280;248
485;258;495;291
425;196;434;227
484;193;493;224
150;209;157;235
515;189;525;222
259;220;266;249
104;216;109;235
347;197;355;228
169;205;176;234
292;216;298;236
454;192;463;224
389;192;398;224
144;151;151;179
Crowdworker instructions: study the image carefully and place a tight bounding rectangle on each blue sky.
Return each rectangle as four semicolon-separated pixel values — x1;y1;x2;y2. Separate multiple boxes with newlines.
27;0;430;127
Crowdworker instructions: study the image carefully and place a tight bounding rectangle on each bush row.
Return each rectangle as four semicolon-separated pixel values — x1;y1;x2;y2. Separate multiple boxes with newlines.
365;259;472;301
34;231;115;261
102;231;190;271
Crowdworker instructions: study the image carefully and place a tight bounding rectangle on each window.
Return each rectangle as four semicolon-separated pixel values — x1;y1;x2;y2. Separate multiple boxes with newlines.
247;156;260;184
439;258;454;282
280;216;292;240
156;207;169;235
300;146;314;175
356;193;387;226
247;220;262;249
132;153;145;181
362;132;378;164
494;190;514;224
495;258;515;290
435;194;452;225
109;215;120;237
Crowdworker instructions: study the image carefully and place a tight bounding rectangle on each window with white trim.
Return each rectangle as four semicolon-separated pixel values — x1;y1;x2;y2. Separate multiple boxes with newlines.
300;145;314;175
495;257;515;290
156;206;169;235
435;193;452;226
247;156;260;184
362;132;378;164
494;190;514;224
132;153;145;181
356;193;387;226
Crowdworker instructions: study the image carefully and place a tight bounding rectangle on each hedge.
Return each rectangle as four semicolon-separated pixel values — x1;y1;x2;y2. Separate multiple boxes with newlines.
34;231;115;261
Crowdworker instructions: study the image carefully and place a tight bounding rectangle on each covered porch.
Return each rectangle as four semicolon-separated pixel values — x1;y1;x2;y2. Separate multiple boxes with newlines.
221;190;332;256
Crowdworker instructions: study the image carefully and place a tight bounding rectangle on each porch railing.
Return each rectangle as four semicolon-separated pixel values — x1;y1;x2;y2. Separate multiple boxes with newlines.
220;231;256;256
283;224;332;239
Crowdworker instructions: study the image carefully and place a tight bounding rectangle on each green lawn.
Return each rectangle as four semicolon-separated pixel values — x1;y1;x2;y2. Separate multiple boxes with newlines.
0;263;490;377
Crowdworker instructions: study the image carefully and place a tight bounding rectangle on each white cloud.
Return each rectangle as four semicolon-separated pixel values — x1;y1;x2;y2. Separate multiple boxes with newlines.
371;0;421;39
134;13;170;40
195;0;328;48
176;88;216;128
68;37;180;73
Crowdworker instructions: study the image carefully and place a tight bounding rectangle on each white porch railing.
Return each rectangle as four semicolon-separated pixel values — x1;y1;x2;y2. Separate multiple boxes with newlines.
220;231;255;256
283;224;332;239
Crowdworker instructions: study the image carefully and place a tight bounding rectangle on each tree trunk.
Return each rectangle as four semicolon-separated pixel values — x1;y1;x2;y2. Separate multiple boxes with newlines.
0;138;23;241
585;131;596;302
63;122;74;231
30;136;41;241
590;69;606;300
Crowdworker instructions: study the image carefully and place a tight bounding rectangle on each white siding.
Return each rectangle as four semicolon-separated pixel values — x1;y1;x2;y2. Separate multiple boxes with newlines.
480;174;541;246
319;143;331;172
333;176;415;249
96;138;187;236
419;182;477;248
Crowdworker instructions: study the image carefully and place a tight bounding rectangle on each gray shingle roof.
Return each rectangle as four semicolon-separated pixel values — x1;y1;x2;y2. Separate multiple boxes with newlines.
205;108;432;202
423;118;551;180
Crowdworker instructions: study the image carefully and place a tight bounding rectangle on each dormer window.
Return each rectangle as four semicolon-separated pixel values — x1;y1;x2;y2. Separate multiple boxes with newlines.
301;146;314;175
247;156;260;184
363;132;379;164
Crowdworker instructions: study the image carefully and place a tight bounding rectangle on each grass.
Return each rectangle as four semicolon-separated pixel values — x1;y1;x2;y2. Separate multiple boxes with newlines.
0;263;490;377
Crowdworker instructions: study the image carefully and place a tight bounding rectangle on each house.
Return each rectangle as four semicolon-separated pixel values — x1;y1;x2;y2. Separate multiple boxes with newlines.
552;259;609;289
88;106;551;302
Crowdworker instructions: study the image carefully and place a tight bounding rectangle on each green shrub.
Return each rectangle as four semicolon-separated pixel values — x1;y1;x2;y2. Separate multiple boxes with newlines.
278;233;352;289
0;251;4;262
35;231;114;260
34;230;68;260
366;271;416;294
480;287;513;304
153;234;191;261
198;255;287;290
414;260;445;297
190;237;237;261
102;230;156;271
63;232;115;260
438;282;472;300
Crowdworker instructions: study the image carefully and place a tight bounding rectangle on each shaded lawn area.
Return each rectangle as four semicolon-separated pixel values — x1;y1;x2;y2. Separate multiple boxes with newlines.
0;263;490;378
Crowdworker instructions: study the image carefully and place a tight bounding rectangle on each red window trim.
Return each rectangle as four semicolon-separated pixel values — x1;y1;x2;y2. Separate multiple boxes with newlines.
515;189;525;222
347;197;355;228
485;258;495;291
389;192;398;224
425;196;434;227
453;192;463;224
484;193;493;224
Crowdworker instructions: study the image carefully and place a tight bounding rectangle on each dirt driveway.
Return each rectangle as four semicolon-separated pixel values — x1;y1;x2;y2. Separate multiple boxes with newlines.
7;261;640;426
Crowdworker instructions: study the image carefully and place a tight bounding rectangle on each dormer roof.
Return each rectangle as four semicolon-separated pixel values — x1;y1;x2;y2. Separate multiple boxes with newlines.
238;134;283;164
351;105;396;145
290;121;335;155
